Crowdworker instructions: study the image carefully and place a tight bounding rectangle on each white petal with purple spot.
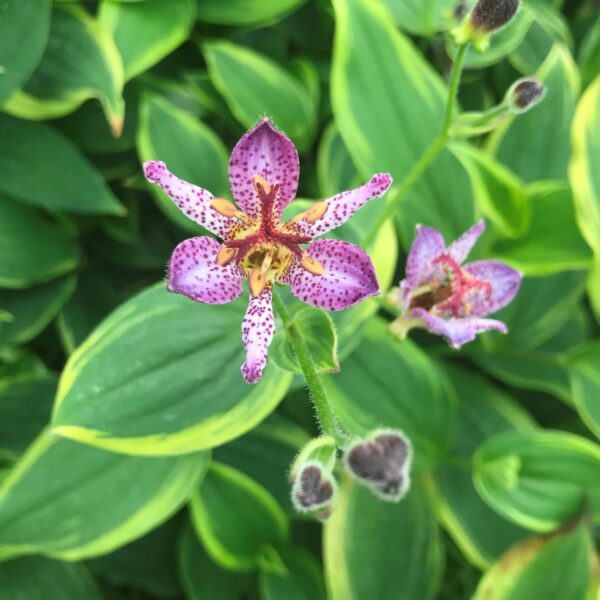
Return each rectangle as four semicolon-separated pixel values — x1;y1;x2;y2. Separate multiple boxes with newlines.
241;287;275;384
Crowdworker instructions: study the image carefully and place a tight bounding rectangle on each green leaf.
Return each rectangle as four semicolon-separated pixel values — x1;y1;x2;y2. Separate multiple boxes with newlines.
488;44;580;182
52;285;293;456
382;0;456;36
473;429;600;531
204;41;317;152
0;556;102;600
0;374;56;460
190;462;288;571
493;182;592;275
214;416;309;514
0;196;80;289
316;122;361;198
568;342;600;441
196;0;306;26
4;5;125;131
271;307;339;374
429;366;534;569
331;0;475;245
0;275;76;347
137;92;229;232
260;545;327;600
0;430;209;560
99;0;197;80
178;522;251;600
88;518;184;598
473;522;598;600
0;0;51;104
450;142;529;238
324;478;444;600
570;73;600;320
323;319;455;470
0;114;124;215
579;17;600;88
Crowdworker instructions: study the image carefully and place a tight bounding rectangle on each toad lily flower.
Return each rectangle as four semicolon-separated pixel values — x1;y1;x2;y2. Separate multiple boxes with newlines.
144;118;392;383
390;221;521;347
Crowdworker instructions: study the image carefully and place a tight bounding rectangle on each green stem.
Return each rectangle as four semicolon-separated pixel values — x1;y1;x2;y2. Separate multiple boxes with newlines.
272;290;346;445
360;43;469;249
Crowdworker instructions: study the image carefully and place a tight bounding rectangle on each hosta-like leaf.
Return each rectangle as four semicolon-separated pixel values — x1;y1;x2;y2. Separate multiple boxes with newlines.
473;430;600;531
52;285;292;456
0;0;51;104
4;5;125;130
0;430;209;560
0;196;80;289
99;0;197;80
382;0;457;36
190;462;288;571
493;182;592;276
473;522;598;600
568;342;600;441
0;556;102;600
0;114;124;215
204;41;317;152
324;478;443;600
197;0;306;26
137;92;229;232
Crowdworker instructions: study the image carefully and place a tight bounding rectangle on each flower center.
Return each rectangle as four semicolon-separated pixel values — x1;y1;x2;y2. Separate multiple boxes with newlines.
409;254;492;317
211;174;328;295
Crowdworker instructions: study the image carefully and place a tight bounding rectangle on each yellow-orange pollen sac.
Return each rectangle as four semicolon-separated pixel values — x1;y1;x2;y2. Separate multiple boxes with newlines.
210;174;329;295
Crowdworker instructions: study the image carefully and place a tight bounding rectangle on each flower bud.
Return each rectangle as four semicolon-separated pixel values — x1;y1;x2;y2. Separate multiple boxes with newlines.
470;0;520;33
344;429;412;502
291;461;337;520
505;77;546;114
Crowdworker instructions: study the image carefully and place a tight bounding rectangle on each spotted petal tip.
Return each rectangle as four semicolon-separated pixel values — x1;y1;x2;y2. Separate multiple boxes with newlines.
143;160;166;183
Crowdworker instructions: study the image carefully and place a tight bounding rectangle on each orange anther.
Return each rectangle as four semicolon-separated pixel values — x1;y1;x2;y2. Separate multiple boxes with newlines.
215;245;238;267
305;201;328;224
252;174;271;195
249;268;267;296
210;198;237;218
300;253;325;276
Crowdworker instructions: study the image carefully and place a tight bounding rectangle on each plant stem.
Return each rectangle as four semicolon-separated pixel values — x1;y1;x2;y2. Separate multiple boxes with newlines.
272;290;346;445
361;43;469;248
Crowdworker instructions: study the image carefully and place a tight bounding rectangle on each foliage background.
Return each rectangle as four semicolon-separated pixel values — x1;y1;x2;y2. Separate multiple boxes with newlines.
1;0;600;598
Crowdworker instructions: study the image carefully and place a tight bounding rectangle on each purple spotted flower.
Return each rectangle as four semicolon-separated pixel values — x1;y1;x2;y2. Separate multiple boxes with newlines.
144;118;392;383
392;220;521;348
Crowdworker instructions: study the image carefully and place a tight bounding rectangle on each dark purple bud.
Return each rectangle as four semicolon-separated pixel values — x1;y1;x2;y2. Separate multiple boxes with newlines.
507;77;546;113
344;430;412;502
470;0;520;32
453;0;469;21
291;462;336;515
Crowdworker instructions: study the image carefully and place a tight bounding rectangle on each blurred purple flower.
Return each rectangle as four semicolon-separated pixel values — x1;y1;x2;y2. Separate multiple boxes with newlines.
395;220;521;348
144;118;392;383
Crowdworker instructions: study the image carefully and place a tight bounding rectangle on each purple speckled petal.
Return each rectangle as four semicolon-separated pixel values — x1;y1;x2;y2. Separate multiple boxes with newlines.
287;239;379;311
229;118;299;220
293;174;393;237
446;220;486;264
464;260;521;315
411;308;508;348
144;161;232;238
241;286;275;384
405;225;446;287
168;237;243;304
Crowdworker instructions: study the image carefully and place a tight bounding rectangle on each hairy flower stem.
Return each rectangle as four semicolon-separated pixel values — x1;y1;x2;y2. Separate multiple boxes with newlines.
272;290;347;445
361;44;469;248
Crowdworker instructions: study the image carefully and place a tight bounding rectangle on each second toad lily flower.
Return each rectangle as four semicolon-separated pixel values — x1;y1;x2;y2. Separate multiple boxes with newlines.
391;220;521;347
144;118;392;384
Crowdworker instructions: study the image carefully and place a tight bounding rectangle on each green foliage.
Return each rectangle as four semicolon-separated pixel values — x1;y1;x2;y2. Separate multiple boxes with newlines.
1;0;599;597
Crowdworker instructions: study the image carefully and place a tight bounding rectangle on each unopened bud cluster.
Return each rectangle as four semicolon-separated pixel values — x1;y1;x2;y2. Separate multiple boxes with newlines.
344;429;413;502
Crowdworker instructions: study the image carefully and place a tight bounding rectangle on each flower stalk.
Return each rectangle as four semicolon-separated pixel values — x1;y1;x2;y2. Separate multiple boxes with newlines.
272;290;346;445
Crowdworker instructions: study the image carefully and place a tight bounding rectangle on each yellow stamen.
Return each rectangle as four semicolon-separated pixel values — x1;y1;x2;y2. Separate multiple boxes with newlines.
305;201;328;224
249;268;267;296
252;174;271;195
300;253;325;276
211;198;237;218
215;245;238;267
287;211;307;226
